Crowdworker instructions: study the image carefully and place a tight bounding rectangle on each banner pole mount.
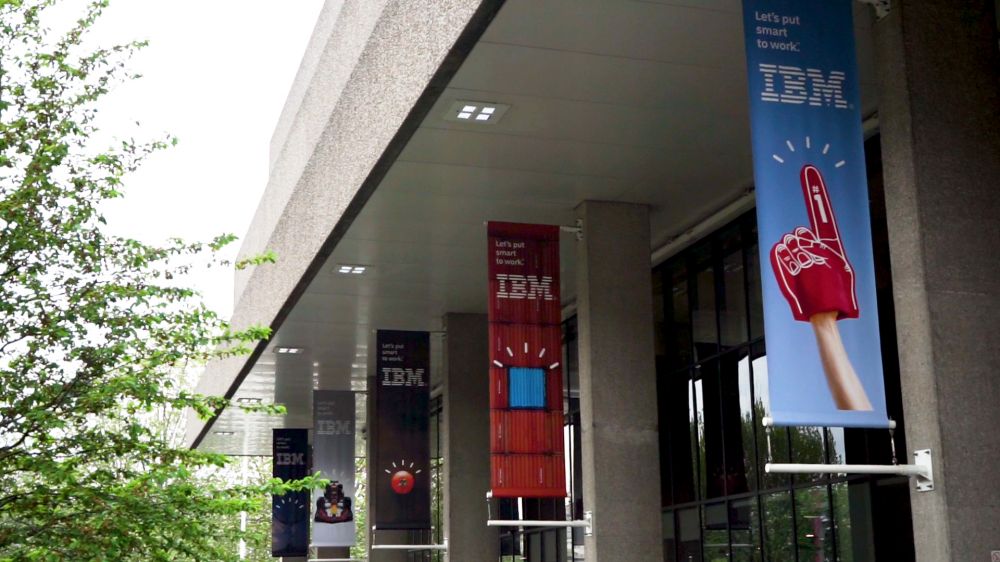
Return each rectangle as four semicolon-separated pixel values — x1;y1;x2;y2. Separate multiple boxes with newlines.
761;418;933;492
560;219;584;241
485;492;593;536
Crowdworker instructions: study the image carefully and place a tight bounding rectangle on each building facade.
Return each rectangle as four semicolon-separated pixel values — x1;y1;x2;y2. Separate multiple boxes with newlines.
188;1;1000;560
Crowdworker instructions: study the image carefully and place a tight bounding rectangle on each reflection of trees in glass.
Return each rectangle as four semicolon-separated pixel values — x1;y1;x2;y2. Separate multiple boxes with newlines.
430;455;444;562
351;457;368;560
832;482;853;561
740;400;833;561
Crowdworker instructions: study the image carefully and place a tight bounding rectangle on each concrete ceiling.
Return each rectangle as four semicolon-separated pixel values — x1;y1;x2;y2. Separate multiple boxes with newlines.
199;0;879;455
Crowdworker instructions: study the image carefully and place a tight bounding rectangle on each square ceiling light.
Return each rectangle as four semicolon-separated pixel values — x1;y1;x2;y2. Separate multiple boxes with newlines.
445;100;510;124
274;346;304;354
337;264;367;275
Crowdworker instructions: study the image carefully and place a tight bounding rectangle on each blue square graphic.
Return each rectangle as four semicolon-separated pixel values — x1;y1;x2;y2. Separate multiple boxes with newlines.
509;367;546;409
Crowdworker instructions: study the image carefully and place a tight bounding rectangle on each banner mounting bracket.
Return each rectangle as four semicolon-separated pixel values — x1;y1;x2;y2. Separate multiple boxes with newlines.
560;219;584;241
762;417;933;492
485;492;593;535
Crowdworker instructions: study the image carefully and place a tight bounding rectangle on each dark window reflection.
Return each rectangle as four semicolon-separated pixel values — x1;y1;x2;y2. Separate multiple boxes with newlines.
703;502;729;561
677;507;702;562
764;492;795;562
795;485;834;561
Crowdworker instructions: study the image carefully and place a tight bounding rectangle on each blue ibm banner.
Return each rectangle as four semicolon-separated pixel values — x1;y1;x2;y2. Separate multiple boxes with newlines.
742;0;890;428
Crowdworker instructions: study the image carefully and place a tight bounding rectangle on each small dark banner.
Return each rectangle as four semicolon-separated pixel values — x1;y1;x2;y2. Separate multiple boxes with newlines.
374;330;431;530
272;428;309;557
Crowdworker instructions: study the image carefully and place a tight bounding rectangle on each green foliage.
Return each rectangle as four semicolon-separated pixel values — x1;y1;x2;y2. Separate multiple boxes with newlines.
0;1;306;559
350;457;367;560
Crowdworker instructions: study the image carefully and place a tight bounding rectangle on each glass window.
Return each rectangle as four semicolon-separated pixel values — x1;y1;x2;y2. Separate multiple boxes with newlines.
763;492;795;562
720;236;748;349
831;481;855;562
662;511;677;562
737;351;758;492
795;486;834;561
669;261;693;371
703;502;729;562
677;507;702;562
790;426;827;485
730;497;761;562
691;244;719;361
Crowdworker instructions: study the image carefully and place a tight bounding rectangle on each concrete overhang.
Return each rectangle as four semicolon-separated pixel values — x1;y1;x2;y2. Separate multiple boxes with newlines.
189;0;880;455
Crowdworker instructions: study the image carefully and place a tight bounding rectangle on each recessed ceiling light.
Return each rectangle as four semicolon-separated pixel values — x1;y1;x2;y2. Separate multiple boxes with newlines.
445;100;510;124
337;264;367;275
214;431;235;436
237;397;262;405
274;346;305;354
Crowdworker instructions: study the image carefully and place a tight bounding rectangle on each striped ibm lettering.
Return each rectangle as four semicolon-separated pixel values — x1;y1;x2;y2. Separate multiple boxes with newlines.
495;274;556;301
381;367;427;387
759;64;848;109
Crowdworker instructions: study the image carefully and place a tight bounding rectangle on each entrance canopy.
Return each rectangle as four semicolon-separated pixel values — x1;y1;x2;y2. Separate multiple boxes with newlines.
190;0;878;455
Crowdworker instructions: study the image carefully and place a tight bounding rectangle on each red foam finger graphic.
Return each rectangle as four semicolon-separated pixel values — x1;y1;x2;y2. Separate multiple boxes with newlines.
769;166;860;322
800;165;843;255
771;242;805;320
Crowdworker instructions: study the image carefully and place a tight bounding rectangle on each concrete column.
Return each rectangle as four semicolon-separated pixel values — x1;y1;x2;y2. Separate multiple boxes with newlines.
365;377;408;562
575;201;663;562
442;313;499;560
874;2;1000;560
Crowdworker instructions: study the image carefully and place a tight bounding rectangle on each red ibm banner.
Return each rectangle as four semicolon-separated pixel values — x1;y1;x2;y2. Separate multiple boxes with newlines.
487;222;566;499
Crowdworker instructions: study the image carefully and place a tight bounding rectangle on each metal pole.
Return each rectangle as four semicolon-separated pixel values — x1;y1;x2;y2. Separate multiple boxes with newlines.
369;545;449;551
765;463;926;476
486;520;591;528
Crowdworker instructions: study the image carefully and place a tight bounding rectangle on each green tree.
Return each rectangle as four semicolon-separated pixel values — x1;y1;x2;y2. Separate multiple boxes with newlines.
0;1;314;559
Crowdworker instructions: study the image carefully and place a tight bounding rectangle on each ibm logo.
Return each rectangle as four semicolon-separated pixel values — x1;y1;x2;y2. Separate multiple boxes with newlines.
381;367;427;387
495;274;556;301
759;64;849;109
316;420;353;436
275;452;305;466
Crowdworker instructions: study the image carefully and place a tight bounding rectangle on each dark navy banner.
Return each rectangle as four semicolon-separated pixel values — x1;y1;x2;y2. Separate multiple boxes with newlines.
742;0;889;428
374;330;431;530
272;428;309;557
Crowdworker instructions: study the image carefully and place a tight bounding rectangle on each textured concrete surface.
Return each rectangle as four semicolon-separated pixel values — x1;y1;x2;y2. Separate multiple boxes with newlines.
187;0;489;446
575;202;663;562
442;313;499;561
875;2;1000;560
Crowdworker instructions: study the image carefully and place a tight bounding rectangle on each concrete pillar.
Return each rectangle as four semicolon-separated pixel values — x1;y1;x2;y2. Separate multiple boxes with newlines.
365;377;408;562
442;313;499;560
575;201;663;562
874;2;1000;560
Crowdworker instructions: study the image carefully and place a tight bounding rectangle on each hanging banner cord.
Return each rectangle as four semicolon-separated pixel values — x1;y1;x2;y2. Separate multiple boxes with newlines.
762;417;934;492
484;492;594;536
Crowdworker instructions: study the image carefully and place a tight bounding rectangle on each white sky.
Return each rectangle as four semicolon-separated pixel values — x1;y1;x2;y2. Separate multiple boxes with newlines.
89;0;325;318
